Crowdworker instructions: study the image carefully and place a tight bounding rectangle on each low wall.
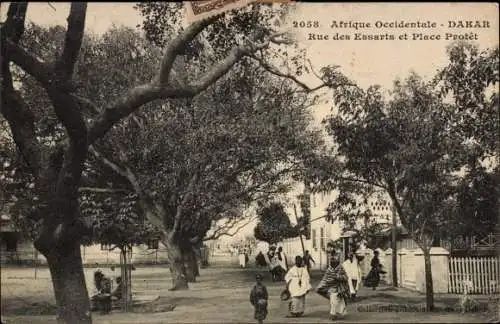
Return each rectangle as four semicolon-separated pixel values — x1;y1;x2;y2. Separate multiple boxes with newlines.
358;247;450;294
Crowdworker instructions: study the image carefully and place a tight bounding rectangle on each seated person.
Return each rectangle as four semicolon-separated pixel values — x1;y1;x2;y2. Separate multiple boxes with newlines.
111;276;123;301
90;270;112;314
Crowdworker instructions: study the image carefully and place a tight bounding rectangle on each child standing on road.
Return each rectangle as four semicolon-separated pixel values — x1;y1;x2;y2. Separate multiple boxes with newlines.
250;273;268;324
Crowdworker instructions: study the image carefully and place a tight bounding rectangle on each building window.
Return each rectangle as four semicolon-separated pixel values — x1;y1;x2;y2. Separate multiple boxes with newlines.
320;227;325;250
312;229;317;249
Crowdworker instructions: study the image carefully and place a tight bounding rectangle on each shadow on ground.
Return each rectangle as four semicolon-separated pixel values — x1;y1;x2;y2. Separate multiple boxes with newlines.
1;264;497;323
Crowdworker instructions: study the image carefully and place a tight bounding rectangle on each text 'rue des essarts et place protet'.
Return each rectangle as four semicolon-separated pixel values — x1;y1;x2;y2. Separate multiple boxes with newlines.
290;20;492;41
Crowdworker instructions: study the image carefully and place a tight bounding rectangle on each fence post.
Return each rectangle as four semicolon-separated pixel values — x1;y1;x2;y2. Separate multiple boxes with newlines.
429;247;450;293
398;248;407;288
384;248;393;286
414;248;425;293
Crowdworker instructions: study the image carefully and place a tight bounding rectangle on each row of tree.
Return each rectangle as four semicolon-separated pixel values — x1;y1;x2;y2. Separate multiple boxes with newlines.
0;3;345;323
311;42;498;311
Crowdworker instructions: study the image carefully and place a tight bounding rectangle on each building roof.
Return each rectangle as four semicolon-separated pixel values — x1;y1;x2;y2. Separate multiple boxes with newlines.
376;225;409;237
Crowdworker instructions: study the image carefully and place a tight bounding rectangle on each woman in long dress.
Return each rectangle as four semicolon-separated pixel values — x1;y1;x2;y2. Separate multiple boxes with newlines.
284;255;311;317
316;253;350;320
364;250;384;290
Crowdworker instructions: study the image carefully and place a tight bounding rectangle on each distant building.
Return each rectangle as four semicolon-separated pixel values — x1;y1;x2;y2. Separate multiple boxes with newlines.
280;186;416;270
0;210;169;266
0;211;41;265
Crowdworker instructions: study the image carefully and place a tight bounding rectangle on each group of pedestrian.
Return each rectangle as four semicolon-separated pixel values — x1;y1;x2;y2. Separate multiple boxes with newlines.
239;248;250;268
257;246;288;281
249;249;385;323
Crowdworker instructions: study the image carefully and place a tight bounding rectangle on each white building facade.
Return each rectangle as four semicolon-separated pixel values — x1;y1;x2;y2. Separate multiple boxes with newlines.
280;187;408;270
281;182;341;270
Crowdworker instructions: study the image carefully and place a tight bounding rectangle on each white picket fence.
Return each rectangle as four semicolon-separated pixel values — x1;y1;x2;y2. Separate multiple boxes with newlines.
449;256;500;294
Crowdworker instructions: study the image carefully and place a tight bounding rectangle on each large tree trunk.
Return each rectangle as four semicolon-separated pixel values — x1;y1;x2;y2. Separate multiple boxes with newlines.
184;249;197;283
34;180;92;324
45;243;92;324
422;248;435;311
164;236;189;290
184;247;200;283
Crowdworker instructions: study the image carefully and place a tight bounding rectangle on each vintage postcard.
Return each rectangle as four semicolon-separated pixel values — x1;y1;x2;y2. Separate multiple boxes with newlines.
0;2;498;324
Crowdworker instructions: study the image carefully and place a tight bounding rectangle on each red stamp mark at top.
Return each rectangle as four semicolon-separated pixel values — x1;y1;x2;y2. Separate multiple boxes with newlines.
190;0;245;16
185;0;295;23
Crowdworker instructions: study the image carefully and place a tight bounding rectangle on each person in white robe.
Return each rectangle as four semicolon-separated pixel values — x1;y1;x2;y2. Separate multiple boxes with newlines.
239;248;246;268
284;255;311;317
342;252;362;299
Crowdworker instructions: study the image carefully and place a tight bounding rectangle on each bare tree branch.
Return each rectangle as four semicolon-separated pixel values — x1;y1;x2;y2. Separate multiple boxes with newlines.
3;2;28;43
4;40;53;87
157;15;219;85
307;59;323;81
249;54;325;93
78;187;129;193
0;83;41;172
0;3;41;173
86;84;160;144
86;32;288;145
185;34;286;94
204;216;257;241
55;2;87;82
2;3;52;88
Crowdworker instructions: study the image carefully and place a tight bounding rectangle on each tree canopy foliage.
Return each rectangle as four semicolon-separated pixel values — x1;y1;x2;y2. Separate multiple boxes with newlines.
253;202;296;244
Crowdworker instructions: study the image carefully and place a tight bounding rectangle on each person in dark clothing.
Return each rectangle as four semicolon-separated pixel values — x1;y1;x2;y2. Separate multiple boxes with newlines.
364;250;385;290
255;251;267;268
250;274;269;324
91;270;112;314
303;250;315;273
111;276;123;301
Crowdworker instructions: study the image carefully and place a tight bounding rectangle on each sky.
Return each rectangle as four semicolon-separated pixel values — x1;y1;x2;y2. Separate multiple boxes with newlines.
1;2;498;243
